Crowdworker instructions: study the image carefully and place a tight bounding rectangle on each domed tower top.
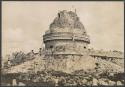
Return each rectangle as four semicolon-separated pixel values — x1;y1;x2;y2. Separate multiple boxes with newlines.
43;10;90;56
49;10;87;35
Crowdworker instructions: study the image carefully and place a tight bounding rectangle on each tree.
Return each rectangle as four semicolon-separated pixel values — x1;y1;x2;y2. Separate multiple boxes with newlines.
10;51;26;65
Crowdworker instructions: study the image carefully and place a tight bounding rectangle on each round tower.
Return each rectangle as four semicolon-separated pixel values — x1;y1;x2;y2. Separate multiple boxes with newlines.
43;10;90;57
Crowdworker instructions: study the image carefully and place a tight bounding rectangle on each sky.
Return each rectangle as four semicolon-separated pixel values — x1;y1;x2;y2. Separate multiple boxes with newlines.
2;1;124;57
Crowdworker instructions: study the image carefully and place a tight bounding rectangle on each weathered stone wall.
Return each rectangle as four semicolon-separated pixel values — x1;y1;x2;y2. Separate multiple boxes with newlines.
45;40;88;55
44;55;97;73
43;54;123;73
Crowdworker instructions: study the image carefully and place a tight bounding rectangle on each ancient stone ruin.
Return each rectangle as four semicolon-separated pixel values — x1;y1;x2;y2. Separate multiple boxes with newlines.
42;10;124;73
43;10;90;57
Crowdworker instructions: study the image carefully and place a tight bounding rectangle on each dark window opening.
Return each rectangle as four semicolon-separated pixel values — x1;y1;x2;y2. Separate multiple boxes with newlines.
50;45;53;49
84;46;86;49
58;13;60;18
95;63;99;66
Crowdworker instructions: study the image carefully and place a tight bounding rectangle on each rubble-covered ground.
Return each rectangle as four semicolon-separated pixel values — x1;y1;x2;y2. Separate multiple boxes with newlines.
2;54;124;86
2;69;124;86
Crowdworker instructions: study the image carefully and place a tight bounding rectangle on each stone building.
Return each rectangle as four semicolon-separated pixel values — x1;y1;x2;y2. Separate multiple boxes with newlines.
43;10;124;60
43;10;90;58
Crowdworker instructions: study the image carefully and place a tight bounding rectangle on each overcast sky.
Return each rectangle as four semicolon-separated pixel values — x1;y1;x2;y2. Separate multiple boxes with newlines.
2;1;124;56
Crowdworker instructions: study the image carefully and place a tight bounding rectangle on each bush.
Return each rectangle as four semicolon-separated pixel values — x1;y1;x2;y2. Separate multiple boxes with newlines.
10;51;26;66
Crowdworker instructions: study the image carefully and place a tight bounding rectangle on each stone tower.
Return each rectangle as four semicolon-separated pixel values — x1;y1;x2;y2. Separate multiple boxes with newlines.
43;10;90;58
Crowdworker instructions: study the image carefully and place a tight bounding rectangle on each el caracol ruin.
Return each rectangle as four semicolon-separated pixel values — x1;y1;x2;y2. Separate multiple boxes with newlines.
2;10;124;86
42;10;124;72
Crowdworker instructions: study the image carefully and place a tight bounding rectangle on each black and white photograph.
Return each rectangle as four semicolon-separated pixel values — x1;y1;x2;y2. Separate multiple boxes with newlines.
1;1;124;86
